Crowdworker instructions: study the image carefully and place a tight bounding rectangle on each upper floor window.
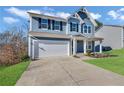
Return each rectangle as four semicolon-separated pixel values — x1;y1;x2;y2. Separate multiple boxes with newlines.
70;22;78;32
84;25;87;33
88;26;91;33
77;11;87;19
83;25;92;34
41;19;48;29
54;21;60;30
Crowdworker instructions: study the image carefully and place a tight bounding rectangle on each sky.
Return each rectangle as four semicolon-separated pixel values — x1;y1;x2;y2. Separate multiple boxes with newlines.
1;6;124;32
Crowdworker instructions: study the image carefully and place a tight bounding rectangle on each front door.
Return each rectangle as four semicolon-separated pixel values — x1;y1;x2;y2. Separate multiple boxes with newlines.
77;40;84;53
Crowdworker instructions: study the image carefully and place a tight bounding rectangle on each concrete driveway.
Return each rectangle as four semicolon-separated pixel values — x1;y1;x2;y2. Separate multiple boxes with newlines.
16;56;124;86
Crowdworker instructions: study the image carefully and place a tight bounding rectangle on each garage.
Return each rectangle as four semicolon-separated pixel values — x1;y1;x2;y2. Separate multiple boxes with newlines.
33;39;70;58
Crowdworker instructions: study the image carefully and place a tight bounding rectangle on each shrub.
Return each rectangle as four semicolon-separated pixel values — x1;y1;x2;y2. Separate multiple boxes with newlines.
0;44;27;66
85;50;93;56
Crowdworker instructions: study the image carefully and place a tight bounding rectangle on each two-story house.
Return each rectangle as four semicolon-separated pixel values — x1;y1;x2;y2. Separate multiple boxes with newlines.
95;25;124;50
28;7;103;59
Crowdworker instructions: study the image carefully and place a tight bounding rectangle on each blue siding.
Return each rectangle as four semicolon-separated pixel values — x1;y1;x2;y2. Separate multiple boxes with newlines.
31;13;95;37
31;16;67;34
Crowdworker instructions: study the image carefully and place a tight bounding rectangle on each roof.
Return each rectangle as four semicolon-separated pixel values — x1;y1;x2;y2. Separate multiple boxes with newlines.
104;25;123;27
73;35;103;41
27;12;67;22
29;31;103;41
67;7;98;27
29;31;70;39
28;7;98;27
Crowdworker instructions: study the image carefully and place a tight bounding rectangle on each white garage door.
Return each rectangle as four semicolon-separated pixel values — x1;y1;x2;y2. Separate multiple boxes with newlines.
34;40;69;58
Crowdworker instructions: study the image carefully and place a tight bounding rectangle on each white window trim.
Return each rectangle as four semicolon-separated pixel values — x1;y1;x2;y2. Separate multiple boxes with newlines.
41;18;48;30
87;41;92;50
71;22;77;32
83;25;92;34
54;21;60;31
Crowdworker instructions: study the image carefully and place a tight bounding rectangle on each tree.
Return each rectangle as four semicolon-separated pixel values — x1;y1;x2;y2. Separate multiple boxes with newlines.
95;20;103;31
0;22;29;65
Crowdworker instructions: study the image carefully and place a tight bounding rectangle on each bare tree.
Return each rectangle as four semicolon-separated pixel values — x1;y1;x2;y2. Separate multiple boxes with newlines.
0;22;29;65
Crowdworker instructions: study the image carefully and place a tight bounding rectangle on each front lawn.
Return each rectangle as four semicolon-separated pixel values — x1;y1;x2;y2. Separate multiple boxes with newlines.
0;60;30;86
85;49;124;75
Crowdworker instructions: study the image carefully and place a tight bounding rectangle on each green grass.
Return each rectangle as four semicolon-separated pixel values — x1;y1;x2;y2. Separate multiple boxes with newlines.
0;60;30;86
86;49;124;75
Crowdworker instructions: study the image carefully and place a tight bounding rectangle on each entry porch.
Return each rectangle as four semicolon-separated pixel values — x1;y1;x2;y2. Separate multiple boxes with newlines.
71;35;103;55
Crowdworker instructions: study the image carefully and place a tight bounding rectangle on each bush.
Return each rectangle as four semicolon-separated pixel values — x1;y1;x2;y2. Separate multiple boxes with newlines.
0;44;27;66
85;50;93;56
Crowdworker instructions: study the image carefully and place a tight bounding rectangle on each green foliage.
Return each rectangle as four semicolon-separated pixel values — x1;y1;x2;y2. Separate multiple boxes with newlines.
95;20;103;30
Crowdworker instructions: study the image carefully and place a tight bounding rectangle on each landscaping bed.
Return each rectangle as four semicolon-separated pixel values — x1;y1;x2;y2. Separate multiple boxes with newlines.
87;53;118;58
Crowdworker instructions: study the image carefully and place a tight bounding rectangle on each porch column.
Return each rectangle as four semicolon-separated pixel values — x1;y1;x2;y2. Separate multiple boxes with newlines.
73;38;77;55
99;40;102;53
84;39;87;54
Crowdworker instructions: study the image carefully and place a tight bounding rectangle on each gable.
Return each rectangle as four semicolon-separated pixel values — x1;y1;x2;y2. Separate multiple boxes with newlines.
74;7;98;27
77;11;88;20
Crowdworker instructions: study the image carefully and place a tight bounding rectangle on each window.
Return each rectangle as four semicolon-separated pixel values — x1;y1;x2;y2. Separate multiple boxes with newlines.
87;41;92;50
41;19;48;29
84;25;87;33
54;21;60;30
83;25;92;34
72;23;77;31
70;22;78;32
88;26;91;33
77;11;87;19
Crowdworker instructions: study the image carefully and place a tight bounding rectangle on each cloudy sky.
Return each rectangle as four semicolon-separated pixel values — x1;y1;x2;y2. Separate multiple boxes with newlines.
1;6;124;32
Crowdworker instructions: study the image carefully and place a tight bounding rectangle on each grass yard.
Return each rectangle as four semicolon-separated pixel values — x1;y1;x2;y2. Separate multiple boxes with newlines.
85;49;124;75
0;60;30;86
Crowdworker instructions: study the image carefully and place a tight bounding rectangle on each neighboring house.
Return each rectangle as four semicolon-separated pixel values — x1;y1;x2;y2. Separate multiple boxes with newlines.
28;7;103;59
95;25;124;50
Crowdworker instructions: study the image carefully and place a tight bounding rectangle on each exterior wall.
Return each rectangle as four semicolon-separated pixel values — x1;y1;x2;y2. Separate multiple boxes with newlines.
30;13;95;37
67;17;95;37
68;17;80;35
95;25;123;49
31;16;67;34
83;19;95;37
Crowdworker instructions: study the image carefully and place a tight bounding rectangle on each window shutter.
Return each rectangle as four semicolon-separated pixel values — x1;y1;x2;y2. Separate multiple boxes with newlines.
81;24;83;33
52;20;55;30
77;23;78;32
60;21;63;31
48;19;51;30
38;18;41;28
70;22;72;31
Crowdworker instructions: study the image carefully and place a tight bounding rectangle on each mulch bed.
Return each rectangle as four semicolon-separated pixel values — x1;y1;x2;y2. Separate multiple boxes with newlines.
89;53;118;58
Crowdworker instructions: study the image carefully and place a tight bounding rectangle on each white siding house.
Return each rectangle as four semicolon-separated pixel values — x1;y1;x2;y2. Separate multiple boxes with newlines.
28;7;103;59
